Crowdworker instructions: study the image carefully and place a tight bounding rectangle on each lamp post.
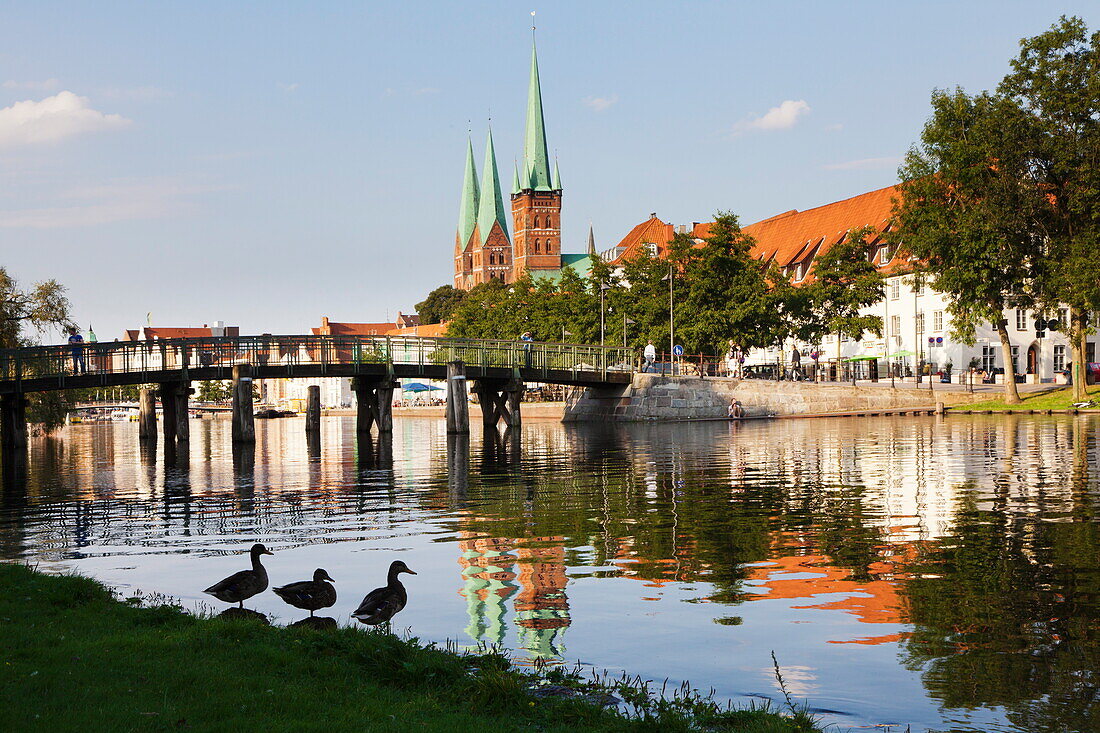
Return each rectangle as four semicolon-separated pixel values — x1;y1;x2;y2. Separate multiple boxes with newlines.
662;264;674;366
623;316;635;349
599;282;610;346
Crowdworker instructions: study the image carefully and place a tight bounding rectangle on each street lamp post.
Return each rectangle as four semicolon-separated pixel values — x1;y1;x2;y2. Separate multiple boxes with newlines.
599;282;610;346
662;264;674;371
623;316;635;349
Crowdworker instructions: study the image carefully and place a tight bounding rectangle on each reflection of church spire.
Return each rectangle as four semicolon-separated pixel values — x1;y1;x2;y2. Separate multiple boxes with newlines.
458;534;518;646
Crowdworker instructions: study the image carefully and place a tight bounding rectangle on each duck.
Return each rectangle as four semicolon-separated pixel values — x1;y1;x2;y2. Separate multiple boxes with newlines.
352;560;417;626
273;568;336;617
203;543;273;608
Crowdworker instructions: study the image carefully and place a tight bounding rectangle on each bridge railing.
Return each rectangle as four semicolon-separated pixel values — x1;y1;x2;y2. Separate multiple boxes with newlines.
0;335;633;389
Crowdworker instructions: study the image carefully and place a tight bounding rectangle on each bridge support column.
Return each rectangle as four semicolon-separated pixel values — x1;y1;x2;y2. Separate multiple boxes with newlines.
305;385;321;434
159;383;178;444
232;363;255;444
472;378;524;430
445;361;469;434
175;383;192;442
139;388;157;442
0;394;28;451
351;377;396;435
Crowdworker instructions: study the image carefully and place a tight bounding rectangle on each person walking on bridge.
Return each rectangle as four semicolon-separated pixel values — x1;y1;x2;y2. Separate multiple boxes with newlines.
67;327;86;375
643;341;656;373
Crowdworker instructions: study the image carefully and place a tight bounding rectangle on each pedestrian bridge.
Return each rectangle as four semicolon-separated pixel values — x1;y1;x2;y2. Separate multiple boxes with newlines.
0;334;632;448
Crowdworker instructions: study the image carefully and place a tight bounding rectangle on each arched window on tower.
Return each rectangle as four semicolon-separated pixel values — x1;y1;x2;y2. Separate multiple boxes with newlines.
546;216;553;229
534;238;541;253
534;215;540;230
489;252;495;265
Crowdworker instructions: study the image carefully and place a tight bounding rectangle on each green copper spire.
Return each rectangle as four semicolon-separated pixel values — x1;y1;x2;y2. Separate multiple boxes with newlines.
551;158;561;190
587;223;596;256
457;136;480;249
523;40;553;191
477;127;509;242
512;161;521;195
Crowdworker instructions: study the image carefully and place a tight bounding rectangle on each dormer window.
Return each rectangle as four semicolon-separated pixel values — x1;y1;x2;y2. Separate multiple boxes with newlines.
879;246;890;265
795;263;804;281
643;242;658;258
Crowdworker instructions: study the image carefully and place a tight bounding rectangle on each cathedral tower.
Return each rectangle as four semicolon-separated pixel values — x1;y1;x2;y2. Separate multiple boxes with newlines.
454;136;481;288
477;127;511;282
511;40;563;281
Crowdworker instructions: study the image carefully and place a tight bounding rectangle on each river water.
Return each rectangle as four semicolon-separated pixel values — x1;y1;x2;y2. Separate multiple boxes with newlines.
1;415;1098;732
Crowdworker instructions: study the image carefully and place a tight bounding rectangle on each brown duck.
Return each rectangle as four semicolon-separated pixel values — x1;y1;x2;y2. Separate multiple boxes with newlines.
352;560;416;625
273;568;336;617
203;543;273;608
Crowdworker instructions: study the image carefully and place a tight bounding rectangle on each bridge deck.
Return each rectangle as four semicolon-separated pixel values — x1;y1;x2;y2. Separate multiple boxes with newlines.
0;335;633;394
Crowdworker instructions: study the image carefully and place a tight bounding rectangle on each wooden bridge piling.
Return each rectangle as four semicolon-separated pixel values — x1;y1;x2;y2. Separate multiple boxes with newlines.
351;377;396;435
472;378;524;431
232;363;255;444
138;388;157;442
175;383;192;442
0;394;28;451
305;385;321;434
445;361;469;434
159;383;178;444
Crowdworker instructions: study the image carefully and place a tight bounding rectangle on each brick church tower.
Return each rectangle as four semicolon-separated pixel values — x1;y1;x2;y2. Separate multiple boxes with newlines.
511;40;563;281
454;38;564;289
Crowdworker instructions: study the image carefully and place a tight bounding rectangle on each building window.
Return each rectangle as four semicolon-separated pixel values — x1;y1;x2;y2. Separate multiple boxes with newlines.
1011;345;1019;371
1054;345;1067;372
933;310;943;332
546;216;553;228
534;215;540;229
534;238;541;253
795;263;804;281
1059;308;1068;327
879;246;889;265
915;312;925;334
1016;309;1027;330
913;278;925;296
890;281;900;300
489;252;495;265
982;345;997;372
891;315;901;337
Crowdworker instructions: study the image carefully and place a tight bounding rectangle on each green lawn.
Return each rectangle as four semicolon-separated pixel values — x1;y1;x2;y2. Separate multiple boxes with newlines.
961;384;1100;412
0;563;823;732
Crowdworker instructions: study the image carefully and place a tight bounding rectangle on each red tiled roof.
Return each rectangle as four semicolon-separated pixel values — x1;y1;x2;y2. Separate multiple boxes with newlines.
313;319;394;336
608;214;676;263
689;184;904;282
385;322;448;337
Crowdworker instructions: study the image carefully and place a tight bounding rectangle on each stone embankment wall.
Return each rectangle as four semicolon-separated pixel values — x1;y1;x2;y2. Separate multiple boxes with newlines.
563;374;978;421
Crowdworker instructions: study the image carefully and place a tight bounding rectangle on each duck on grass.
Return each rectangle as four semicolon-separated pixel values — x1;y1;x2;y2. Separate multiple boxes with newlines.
0;563;826;732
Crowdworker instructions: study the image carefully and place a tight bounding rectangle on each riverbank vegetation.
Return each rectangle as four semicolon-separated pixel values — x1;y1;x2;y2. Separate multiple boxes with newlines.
0;563;824;732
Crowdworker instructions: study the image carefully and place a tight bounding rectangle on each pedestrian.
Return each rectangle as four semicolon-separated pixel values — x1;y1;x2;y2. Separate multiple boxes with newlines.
521;331;533;368
727;398;743;419
643;340;656;373
68;327;86;375
790;346;802;381
725;340;737;377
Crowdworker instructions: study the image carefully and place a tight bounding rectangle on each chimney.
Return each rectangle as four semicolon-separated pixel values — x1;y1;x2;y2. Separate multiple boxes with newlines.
650;212;657;219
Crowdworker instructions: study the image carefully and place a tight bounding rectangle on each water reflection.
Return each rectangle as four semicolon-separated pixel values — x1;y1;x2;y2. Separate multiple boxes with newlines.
0;415;1097;732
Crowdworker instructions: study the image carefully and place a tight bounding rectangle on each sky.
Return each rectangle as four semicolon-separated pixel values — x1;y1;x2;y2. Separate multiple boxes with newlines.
2;1;1098;341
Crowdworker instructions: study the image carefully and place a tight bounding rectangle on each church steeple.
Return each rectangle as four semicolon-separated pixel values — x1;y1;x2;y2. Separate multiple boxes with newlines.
523;40;553;192
512;161;521;195
457;135;480;249
587;224;596;256
551;158;562;191
477;127;509;242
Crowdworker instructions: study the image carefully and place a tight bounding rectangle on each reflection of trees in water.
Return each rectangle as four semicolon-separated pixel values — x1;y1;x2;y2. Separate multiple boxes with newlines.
897;418;1100;733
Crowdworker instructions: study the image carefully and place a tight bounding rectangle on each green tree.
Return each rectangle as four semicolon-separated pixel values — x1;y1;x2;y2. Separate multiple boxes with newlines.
807;226;886;364
677;213;793;354
998;16;1100;400
1;267;76;431
197;380;233;403
893;89;1045;404
414;285;468;325
0;267;73;350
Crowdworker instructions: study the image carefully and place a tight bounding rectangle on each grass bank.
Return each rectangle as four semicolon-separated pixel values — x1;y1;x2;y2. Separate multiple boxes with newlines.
0;564;823;732
958;384;1100;412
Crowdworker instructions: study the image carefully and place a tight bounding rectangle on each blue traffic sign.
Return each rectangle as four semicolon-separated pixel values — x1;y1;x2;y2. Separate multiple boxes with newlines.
672;345;684;356
936;336;943;344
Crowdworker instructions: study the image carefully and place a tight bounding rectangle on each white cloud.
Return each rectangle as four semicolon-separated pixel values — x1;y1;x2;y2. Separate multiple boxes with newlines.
733;99;810;135
3;78;60;91
823;156;902;171
583;94;619;112
0;179;233;228
278;82;299;92
0;91;130;148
